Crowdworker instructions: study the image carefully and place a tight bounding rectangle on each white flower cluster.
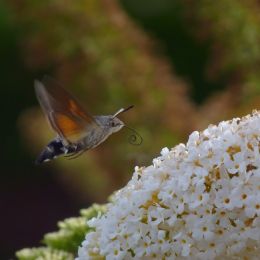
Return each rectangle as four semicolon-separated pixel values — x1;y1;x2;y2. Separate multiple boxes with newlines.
77;111;260;259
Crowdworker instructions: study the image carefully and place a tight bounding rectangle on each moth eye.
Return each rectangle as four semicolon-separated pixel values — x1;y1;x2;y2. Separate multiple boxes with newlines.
111;121;116;127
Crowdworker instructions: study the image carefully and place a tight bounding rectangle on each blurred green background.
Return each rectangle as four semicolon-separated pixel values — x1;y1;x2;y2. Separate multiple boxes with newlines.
1;0;260;258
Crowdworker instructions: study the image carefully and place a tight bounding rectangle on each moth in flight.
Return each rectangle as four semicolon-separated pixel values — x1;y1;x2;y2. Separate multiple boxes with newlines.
34;76;138;164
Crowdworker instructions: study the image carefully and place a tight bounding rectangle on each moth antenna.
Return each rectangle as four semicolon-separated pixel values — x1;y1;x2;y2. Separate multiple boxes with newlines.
124;125;143;145
113;105;134;118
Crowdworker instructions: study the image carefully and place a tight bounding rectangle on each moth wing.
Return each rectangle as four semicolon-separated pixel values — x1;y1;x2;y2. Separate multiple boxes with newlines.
34;77;99;143
51;112;100;143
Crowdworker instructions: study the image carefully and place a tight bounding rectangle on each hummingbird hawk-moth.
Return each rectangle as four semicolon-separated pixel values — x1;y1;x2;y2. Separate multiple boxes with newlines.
34;76;139;164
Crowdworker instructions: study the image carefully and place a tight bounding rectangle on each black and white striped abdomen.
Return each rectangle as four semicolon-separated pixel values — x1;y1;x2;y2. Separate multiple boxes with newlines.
35;138;78;164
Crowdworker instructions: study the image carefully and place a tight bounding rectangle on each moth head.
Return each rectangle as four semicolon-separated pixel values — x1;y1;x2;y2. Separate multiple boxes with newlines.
108;116;124;133
108;105;134;133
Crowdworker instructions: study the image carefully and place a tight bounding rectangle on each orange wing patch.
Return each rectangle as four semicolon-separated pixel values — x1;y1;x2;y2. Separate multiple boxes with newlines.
54;113;86;142
69;100;93;124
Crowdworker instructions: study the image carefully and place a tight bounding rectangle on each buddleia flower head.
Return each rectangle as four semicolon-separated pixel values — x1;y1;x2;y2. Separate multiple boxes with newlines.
78;111;260;259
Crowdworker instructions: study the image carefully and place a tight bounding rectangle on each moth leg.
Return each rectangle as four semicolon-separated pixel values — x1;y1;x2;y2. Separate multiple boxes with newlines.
62;142;77;156
65;148;88;160
64;153;78;158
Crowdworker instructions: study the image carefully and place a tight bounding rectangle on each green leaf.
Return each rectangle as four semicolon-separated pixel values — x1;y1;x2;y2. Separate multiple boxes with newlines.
16;247;74;260
15;204;107;258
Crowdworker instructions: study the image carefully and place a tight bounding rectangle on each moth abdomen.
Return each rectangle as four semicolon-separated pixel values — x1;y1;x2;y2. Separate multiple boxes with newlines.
35;139;67;164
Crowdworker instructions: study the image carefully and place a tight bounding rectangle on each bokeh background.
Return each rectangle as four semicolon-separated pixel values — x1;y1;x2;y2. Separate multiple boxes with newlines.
1;0;260;258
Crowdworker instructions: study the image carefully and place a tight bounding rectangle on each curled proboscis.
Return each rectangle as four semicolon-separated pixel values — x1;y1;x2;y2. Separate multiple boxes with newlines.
125;126;143;145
